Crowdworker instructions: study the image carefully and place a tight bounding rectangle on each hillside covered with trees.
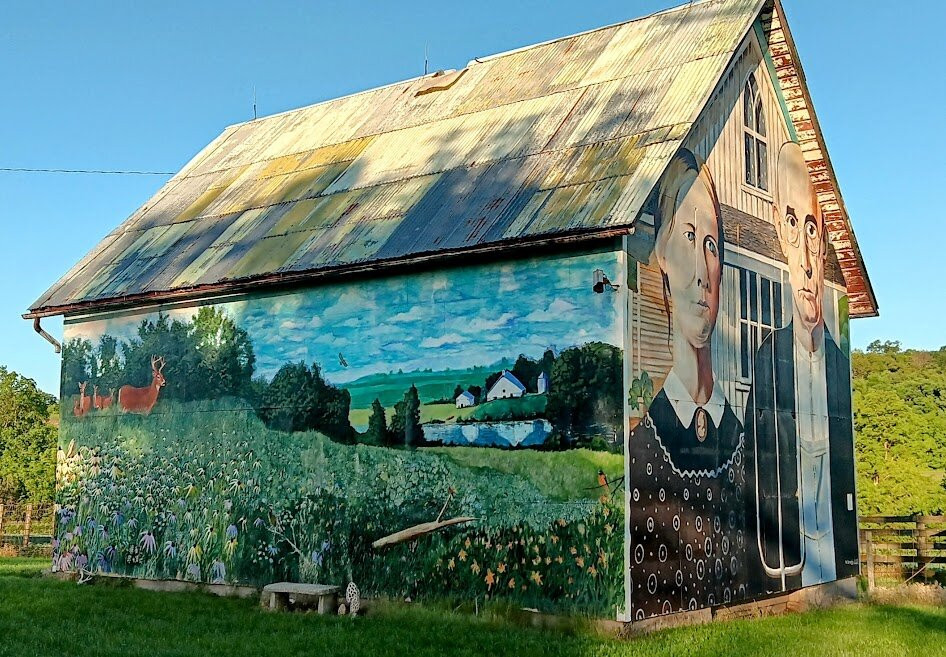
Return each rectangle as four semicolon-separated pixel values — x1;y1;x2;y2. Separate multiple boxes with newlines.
853;341;946;515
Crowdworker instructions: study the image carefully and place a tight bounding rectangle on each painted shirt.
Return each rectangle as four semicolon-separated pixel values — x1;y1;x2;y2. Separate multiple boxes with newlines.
793;325;836;586
628;374;748;619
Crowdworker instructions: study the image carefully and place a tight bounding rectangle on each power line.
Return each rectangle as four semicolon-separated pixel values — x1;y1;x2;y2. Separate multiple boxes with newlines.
0;167;174;176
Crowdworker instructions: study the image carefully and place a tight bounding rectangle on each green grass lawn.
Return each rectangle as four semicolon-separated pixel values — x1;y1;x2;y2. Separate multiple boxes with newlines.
0;558;943;657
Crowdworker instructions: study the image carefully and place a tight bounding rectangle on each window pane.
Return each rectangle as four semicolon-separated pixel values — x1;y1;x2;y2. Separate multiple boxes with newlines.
774;282;783;327
740;322;750;377
757;139;768;191
761;279;771;324
739;269;748;320
745;133;756;186
762;326;772;344
749;271;758;322
755;99;766;137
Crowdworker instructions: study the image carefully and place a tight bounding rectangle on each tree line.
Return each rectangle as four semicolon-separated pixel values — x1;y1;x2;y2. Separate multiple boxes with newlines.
853;340;946;515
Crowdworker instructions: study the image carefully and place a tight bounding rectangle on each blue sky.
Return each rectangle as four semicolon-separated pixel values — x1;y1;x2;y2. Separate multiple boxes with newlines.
3;1;943;394
65;250;622;389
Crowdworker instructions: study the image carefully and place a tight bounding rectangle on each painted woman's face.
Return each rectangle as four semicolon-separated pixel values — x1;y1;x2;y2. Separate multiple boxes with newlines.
657;174;722;350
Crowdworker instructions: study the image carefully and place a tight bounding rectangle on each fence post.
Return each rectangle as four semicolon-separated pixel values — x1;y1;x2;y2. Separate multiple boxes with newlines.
916;515;931;580
23;503;32;548
865;529;875;590
0;503;5;546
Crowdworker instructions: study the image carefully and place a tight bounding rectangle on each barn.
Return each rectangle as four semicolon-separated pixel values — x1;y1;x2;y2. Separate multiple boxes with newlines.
28;0;876;623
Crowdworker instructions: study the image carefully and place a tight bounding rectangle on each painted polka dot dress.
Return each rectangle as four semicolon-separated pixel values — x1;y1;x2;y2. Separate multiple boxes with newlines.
628;390;748;619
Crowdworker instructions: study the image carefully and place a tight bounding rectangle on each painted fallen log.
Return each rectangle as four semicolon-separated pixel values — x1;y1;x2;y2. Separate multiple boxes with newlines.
372;516;477;549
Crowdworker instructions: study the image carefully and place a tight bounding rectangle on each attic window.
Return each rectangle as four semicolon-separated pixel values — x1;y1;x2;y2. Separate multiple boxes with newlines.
743;72;768;191
415;68;467;97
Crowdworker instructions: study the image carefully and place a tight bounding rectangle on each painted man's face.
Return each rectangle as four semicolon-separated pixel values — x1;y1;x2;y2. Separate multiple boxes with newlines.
657;173;722;350
775;145;826;336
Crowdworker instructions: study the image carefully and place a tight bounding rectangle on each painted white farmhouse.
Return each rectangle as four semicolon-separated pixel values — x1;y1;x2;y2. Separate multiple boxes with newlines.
455;390;475;408
486;370;527;401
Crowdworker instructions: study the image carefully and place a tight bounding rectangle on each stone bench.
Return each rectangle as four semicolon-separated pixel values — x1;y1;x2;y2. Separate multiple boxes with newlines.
261;582;340;614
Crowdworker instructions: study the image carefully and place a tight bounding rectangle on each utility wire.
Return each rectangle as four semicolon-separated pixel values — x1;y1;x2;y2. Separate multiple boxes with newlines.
0;167;174;176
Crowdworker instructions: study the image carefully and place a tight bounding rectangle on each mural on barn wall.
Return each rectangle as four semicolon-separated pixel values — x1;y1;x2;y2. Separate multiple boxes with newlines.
55;246;627;616
624;143;857;619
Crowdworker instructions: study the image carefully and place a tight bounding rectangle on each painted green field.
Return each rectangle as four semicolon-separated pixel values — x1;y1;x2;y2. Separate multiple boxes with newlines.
343;363;510;408
349;395;547;431
349;402;476;430
0;559;943;657
427;446;623;501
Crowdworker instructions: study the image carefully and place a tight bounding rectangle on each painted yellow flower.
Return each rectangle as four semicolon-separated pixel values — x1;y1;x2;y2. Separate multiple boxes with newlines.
530;571;543;586
497;562;507;574
576;556;585;568
604;523;614;536
557;519;567;527
532;556;541;566
550;535;559;544
458;549;467;562
569;546;577;555
508;578;516;590
555;556;564;564
447;558;455;571
602;506;611;517
464;537;472;549
587;565;598;576
471;561;481;575
485;569;495;590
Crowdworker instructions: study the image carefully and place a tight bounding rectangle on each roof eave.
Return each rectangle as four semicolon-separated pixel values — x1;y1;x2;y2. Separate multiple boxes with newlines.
24;226;632;320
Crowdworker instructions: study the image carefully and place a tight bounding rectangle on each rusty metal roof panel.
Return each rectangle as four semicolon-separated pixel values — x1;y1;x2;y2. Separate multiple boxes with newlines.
30;0;821;317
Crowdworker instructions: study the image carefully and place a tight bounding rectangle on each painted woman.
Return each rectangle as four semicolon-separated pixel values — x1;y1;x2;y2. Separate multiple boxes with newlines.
627;149;748;619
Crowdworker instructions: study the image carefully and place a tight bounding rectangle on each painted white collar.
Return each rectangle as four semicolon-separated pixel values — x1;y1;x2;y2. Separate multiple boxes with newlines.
661;368;726;429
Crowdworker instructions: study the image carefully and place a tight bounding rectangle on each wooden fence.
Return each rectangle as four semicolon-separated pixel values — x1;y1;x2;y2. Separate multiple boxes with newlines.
859;515;946;588
0;502;55;553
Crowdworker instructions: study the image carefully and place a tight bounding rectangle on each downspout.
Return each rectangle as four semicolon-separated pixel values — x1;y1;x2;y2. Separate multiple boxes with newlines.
33;317;61;353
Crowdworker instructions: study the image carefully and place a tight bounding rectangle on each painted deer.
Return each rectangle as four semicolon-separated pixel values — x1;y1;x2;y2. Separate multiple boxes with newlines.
73;382;92;417
93;385;113;410
117;356;166;415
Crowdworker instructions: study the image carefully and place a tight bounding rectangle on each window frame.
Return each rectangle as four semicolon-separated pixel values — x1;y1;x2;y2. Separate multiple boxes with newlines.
737;266;782;384
742;72;769;193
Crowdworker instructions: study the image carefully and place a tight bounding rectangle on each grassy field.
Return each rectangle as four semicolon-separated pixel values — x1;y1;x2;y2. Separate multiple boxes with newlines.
0;558;944;657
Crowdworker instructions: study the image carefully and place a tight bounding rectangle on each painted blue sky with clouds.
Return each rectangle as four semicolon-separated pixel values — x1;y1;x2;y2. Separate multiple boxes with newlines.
66;249;623;389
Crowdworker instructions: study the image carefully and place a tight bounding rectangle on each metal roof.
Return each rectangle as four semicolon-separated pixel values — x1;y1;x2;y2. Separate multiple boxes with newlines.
28;0;873;318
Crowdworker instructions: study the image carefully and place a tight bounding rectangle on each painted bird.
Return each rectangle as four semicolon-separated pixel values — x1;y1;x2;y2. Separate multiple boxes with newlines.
597;469;610;493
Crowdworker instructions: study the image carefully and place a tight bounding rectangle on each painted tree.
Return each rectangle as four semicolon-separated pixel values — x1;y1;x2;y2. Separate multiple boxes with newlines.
390;385;423;448
545;342;622;445
61;337;95;400
365;398;387;446
190;306;256;399
257;361;353;442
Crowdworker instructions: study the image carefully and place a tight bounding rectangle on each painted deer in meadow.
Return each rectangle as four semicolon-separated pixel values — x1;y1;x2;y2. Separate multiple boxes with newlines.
117;356;166;415
93;385;113;410
73;381;92;418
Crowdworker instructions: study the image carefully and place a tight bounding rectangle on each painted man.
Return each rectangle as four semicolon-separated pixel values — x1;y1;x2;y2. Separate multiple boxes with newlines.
744;141;858;594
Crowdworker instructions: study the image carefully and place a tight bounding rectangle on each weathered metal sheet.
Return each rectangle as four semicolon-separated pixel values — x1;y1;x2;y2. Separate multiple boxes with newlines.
32;0;824;317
